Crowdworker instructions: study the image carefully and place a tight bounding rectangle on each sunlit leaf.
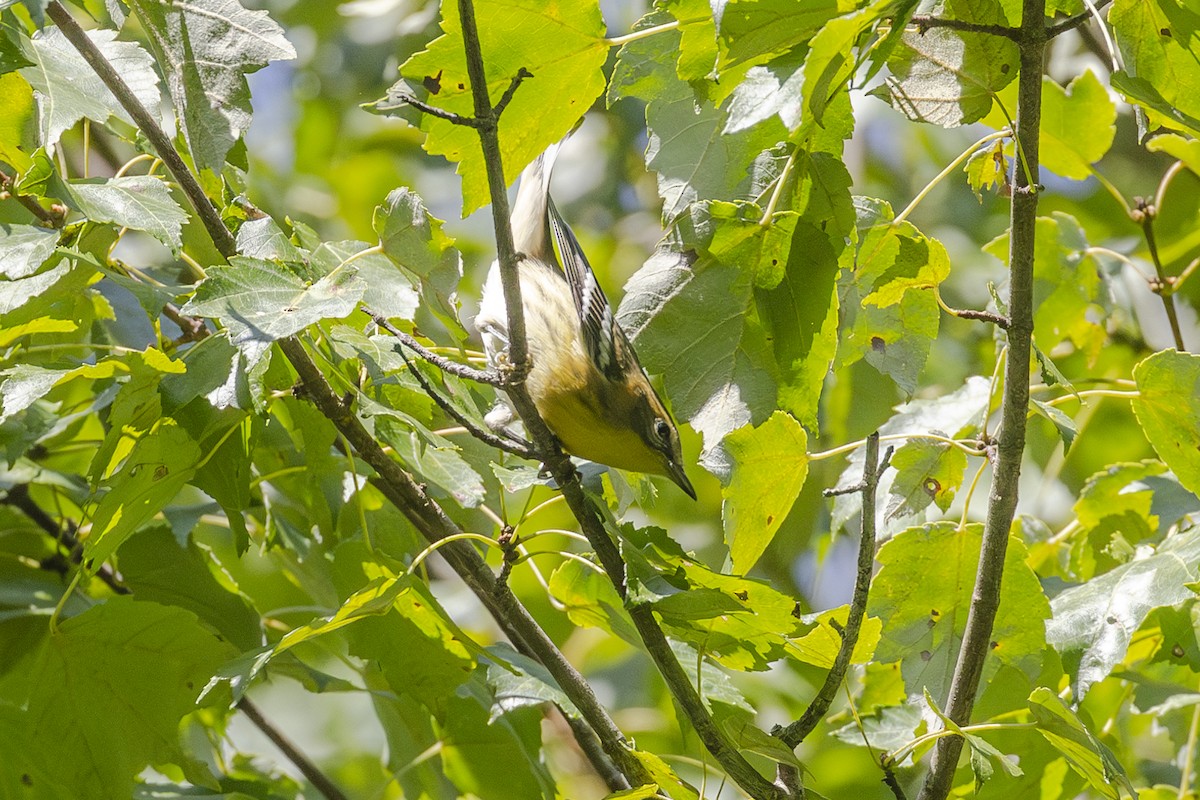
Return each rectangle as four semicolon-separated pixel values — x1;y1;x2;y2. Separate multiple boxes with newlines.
1028;687;1136;799
1133;350;1200;496
68;176;187;252
722;411;809;572
395;0;606;215
21;27;160;148
1039;71;1117;180
1048;526;1200;699
869;524;1049;700
125;0;296;173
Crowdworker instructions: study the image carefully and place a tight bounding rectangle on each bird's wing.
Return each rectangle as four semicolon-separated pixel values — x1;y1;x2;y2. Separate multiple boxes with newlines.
548;197;618;378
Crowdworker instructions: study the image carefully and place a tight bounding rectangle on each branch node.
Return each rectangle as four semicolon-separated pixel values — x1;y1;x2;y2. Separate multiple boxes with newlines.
493;67;533;119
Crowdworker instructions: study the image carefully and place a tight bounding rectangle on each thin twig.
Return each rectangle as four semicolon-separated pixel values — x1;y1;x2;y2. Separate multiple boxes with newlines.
1134;198;1187;351
163;302;211;343
236;698;350;800
45;1;237;260
882;764;910;800
0;168;63;227
3;484;130;596
917;0;1046;796
778;434;889;748
910;15;1019;39
1045;0;1113;37
493;67;534;119
390;91;481;127
393;342;536;459
365;308;503;385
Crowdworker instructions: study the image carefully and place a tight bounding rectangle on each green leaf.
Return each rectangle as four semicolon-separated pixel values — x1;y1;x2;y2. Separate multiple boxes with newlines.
1109;0;1200;137
885;436;968;521
181;257;366;360
1069;460;1165;579
1039;71;1116;180
21;27;160;148
715;0;849;78
0;223;58;279
722;411;809;572
438;677;556;799
341;581;477;720
1133;350;1200;496
843;288;939;394
868;524;1049;700
832;376;990;533
0;72;37;172
16;598;234;800
1030;397;1078;452
118;525;262;651
789;605;881;668
68;176;187;252
618;249;776;454
548;558;640;645
965;138;1007;200
832;702;925;754
796;0;893;130
125;0;296;173
0;29;33;73
986;212;1105;361
1147;133;1200;175
85;422;203;566
315;240;418;323
610;18;787;222
875;31;1016;127
1048;527;1200;699
372;187;460;322
485;643;579;721
275;573;409;655
1028;687;1136;799
624;526;801;670
396;0;607;215
0;363;68;423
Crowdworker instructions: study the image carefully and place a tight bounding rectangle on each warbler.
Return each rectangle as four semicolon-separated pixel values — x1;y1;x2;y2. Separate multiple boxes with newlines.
475;141;695;499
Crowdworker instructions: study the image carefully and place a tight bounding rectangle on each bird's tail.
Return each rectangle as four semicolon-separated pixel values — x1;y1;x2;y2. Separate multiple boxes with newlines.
510;139;564;262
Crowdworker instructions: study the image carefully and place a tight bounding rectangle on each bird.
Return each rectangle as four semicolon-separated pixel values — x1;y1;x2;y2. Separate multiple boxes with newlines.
474;139;696;499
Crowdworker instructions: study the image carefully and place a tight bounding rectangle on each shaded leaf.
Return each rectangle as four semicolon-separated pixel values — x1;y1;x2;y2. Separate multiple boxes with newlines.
868;523;1048;700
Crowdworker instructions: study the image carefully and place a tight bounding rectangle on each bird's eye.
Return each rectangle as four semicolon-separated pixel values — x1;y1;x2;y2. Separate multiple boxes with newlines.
653;419;671;442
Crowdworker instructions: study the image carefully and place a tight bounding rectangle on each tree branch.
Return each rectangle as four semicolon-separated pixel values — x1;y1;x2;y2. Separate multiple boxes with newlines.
277;337;641;792
1134;197;1187;352
778;433;888;749
917;1;1046;797
452;1;789;795
1045;0;1113;38
0;168;64;227
364;308;503;386
236;698;350;800
45;1;238;260
910;15;1019;39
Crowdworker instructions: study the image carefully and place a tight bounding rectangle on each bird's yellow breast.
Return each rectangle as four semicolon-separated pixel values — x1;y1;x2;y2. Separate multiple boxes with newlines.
517;262;668;477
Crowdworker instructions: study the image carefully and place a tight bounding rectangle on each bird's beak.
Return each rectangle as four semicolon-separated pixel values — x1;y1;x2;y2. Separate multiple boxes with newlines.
666;458;697;500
